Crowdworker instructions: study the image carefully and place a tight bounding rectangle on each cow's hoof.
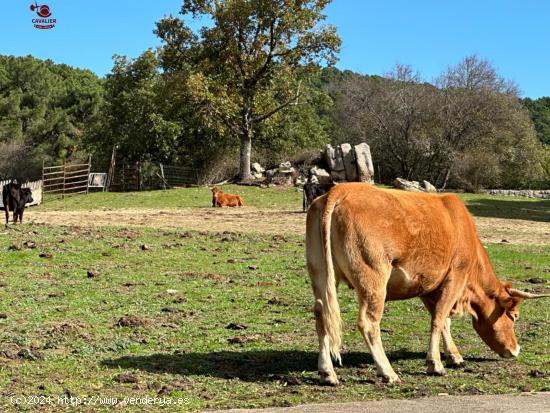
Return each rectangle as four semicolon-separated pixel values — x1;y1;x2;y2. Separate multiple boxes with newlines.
319;371;339;386
379;373;401;384
426;360;446;376
445;354;465;368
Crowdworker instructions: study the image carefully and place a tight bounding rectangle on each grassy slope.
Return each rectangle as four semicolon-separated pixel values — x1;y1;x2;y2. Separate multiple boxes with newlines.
0;187;549;412
40;185;302;211
40;185;550;222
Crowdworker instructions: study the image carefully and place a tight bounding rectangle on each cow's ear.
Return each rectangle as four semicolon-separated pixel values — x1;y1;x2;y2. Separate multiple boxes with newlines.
501;296;521;311
498;293;521;322
498;283;522;311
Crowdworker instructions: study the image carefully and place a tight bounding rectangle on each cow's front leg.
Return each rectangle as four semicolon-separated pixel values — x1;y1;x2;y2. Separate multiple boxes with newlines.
422;297;464;370
426;317;447;376
425;279;467;376
442;318;464;367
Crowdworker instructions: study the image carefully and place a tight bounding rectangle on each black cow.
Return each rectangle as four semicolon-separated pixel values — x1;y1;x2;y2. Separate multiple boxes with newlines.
2;182;33;224
303;182;335;212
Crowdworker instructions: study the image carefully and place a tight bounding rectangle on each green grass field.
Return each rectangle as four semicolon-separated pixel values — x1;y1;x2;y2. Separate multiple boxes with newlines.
0;186;549;411
41;185;303;211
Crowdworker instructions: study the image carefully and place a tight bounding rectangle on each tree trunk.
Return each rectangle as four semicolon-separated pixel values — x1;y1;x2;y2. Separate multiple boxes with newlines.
239;132;253;181
441;166;452;190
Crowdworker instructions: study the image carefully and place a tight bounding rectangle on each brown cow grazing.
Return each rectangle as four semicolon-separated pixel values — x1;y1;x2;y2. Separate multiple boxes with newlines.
306;183;548;385
211;187;244;207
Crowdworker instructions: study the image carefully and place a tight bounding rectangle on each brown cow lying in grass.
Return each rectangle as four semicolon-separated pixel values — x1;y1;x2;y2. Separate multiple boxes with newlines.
211;187;244;207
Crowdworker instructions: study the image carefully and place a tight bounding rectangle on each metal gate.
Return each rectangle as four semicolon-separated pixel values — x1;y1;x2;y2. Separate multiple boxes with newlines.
42;156;91;200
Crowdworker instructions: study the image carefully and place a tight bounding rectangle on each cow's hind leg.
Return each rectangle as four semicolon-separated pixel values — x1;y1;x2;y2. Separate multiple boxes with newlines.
355;264;400;384
421;298;464;368
307;203;339;386
312;297;338;385
309;263;339;385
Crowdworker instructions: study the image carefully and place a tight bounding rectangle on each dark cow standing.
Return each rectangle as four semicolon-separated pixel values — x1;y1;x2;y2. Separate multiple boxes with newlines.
2;182;33;224
303;183;335;212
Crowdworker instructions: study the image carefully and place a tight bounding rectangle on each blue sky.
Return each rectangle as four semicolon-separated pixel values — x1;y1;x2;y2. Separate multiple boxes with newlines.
1;0;548;98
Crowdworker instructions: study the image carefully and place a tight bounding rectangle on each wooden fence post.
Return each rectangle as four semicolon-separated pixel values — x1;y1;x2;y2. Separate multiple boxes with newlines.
86;155;91;195
160;164;166;190
41;159;45;204
137;160;141;191
62;160;66;199
107;145;116;191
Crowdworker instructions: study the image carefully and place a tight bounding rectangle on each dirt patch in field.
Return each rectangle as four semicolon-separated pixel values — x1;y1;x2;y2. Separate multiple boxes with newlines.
474;217;550;245
29;207;549;245
30;208;305;236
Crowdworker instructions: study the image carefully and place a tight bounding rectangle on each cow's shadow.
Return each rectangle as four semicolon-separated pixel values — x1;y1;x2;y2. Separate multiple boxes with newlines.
102;349;426;382
466;198;549;223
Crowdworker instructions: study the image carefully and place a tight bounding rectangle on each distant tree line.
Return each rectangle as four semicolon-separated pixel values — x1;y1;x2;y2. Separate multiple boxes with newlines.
0;3;549;189
327;57;549;190
0;55;103;180
523;97;550;145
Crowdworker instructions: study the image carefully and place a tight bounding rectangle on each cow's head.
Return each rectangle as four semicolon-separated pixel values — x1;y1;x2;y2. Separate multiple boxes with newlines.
211;187;221;196
21;188;33;205
472;282;548;358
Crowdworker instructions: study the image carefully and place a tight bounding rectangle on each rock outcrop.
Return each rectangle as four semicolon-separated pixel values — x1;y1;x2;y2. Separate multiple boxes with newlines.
393;178;438;193
322;142;374;183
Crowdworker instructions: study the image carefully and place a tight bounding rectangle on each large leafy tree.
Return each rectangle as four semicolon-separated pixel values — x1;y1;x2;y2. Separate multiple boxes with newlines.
86;51;182;165
155;0;340;180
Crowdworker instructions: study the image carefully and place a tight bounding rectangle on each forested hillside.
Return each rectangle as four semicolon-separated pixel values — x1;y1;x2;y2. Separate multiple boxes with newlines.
0;55;103;180
523;97;550;145
0;54;548;189
317;59;549;190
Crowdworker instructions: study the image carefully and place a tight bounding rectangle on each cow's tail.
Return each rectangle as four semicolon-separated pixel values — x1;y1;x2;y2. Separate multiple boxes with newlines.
238;196;244;207
320;192;342;364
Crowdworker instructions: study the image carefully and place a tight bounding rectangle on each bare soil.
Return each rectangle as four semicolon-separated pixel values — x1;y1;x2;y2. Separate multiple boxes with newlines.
29;207;549;245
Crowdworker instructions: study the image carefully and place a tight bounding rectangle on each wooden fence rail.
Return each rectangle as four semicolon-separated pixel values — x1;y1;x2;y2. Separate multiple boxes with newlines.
42;156;91;200
159;164;196;188
106;144;197;191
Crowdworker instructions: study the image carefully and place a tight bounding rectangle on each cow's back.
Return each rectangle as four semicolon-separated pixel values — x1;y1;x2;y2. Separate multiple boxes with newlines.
323;183;481;298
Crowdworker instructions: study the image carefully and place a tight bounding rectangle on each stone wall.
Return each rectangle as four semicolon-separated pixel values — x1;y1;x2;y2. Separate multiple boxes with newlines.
481;189;550;199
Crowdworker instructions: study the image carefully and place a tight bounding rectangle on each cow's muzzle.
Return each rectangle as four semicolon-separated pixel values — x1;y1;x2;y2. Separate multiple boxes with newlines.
500;345;520;358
